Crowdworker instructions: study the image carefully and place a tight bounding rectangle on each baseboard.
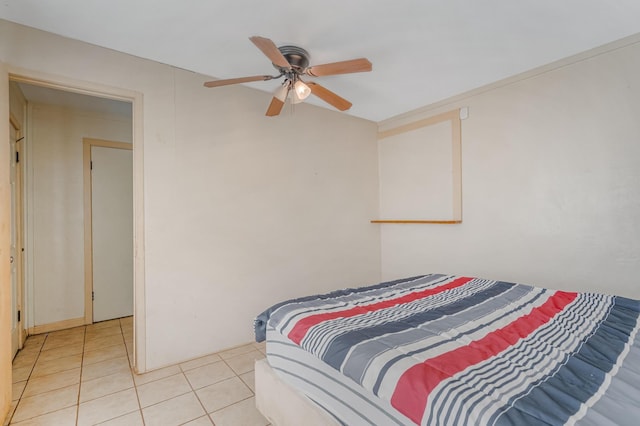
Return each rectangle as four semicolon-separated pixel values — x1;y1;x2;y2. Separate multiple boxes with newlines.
28;317;87;335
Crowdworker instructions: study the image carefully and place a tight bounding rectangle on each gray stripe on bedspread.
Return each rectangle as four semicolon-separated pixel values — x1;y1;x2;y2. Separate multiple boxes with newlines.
341;283;535;384
254;275;434;342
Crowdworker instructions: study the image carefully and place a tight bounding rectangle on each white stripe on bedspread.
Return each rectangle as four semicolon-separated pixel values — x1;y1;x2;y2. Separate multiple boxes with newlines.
266;326;414;426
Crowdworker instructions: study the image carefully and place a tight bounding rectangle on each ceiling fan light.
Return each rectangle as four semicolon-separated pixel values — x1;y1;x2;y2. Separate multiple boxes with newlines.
294;80;311;100
291;87;306;104
274;82;289;102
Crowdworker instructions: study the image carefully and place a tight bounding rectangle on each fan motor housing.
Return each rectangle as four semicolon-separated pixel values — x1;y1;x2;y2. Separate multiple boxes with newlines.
275;45;310;72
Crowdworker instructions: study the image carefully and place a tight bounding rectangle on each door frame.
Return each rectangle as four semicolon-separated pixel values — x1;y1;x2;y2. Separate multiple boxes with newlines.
6;71;146;373
9;113;25;354
83;138;133;325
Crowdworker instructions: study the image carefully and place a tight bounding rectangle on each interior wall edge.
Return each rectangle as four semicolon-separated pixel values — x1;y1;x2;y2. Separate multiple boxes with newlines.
0;60;13;426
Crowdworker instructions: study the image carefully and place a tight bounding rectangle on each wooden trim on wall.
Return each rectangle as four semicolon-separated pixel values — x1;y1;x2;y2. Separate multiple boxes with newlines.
374;109;463;224
378;110;459;140
370;220;462;224
28;317;86;335
83;138;133;326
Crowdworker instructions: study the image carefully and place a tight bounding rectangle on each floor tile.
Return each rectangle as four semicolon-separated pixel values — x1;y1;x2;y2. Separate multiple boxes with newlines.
142;392;205;426
218;344;256;360
3;401;17;426
10;406;77;426
87;319;121;330
85;325;122;340
253;341;266;354
22;368;81;398
77;387;139;426
83;343;127;366
11;384;79;423
224;349;265;375
10;321;270;426
182;415;214;425
184;361;235;390
11;351;39;369
12;380;27;401
136;373;191;408
132;365;181;386
41;334;84;352
84;334;125;352
196;376;253;413
79;370;134;403
12;366;34;383
125;339;134;352
21;335;46;351
36;343;84;362
179;354;222;372
239;371;256;392
96;410;144;426
125;347;134;365
209;397;268;426
46;327;84;340
30;354;82;378
81;356;130;382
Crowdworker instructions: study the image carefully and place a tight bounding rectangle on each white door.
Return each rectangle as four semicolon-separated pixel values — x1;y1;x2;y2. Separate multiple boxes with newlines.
10;120;23;357
91;146;133;322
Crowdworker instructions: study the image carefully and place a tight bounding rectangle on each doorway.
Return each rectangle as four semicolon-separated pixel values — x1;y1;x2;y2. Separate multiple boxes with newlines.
7;79;138;344
83;139;134;323
3;73;146;375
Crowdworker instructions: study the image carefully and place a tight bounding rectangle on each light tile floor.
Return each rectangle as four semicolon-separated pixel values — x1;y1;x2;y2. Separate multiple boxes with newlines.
5;317;270;426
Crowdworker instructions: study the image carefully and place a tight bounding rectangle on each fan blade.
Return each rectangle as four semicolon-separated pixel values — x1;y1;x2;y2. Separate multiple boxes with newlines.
306;58;372;77
265;97;285;116
306;82;352;111
249;36;291;69
204;75;272;88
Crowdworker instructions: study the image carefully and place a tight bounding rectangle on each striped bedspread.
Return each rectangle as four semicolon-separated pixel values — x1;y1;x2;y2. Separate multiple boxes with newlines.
256;274;640;425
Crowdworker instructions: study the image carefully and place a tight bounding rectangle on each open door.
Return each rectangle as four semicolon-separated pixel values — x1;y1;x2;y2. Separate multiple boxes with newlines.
9;116;24;358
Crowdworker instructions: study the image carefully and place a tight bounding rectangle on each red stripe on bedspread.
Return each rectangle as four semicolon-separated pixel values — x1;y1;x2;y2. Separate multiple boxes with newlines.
288;276;473;345
390;290;578;425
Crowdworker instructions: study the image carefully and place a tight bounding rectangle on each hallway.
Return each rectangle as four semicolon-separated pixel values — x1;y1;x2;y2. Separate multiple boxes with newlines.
6;318;268;425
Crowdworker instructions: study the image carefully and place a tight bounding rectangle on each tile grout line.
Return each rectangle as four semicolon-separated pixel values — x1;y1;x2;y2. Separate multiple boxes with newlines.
75;325;87;426
123;318;147;426
182;363;214;425
8;332;49;425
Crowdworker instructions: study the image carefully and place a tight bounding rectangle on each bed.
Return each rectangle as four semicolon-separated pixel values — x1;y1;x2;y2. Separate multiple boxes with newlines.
254;274;640;425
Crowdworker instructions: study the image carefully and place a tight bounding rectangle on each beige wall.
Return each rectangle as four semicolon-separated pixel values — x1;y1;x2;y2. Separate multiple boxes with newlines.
378;35;640;298
144;59;381;365
0;19;381;372
26;102;132;327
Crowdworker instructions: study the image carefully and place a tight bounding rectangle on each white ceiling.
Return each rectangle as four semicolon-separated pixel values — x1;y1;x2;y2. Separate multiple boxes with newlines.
3;0;640;122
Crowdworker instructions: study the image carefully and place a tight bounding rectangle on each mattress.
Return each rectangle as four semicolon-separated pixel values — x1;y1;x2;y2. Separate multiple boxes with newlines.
266;325;413;425
256;274;640;425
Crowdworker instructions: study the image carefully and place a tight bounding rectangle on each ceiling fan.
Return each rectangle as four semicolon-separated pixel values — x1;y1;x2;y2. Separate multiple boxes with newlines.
203;36;372;116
